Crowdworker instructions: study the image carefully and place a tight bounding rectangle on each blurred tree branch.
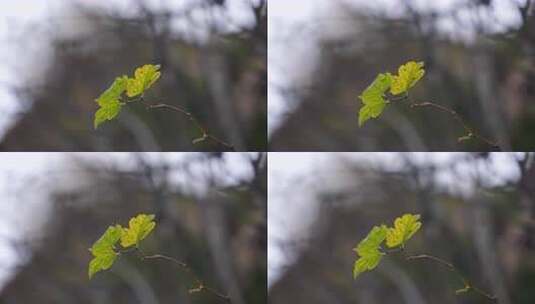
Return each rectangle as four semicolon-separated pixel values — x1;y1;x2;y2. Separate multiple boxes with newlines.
139;99;235;151
391;249;498;302
119;247;232;303
409;101;500;149
388;93;501;149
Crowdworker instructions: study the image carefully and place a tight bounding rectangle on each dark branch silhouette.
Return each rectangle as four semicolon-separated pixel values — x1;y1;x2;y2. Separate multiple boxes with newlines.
120;248;232;303
410;101;500;150
138;99;236;151
389;94;501;150
385;248;498;303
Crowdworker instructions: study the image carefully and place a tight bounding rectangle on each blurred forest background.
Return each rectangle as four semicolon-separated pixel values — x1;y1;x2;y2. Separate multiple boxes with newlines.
269;0;535;151
0;0;266;151
269;152;535;304
0;152;266;304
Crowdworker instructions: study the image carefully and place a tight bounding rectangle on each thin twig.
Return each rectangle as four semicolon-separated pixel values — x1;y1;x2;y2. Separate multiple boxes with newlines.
409;101;500;150
117;247;138;255
139;100;235;151
387;95;500;149
135;251;232;303
388;93;409;102
382;247;404;254
142;253;187;267
404;253;498;302
406;254;454;270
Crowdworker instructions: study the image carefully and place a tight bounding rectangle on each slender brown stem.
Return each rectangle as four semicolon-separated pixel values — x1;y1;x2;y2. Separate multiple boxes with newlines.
138;252;231;303
142;253;187;267
139;100;235;151
382;247;404;254
409;101;500;150
472;285;499;301
117;247;138;255
388;93;409;102
405;253;497;302
406;254;454;270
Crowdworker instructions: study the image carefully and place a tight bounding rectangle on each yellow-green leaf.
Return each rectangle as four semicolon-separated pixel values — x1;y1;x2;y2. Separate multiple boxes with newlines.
94;76;128;129
353;225;387;278
95;76;128;107
126;64;161;98
390;61;425;95
88;225;123;279
89;250;118;279
120;214;156;248
94;100;122;129
386;213;422;248
358;73;393;126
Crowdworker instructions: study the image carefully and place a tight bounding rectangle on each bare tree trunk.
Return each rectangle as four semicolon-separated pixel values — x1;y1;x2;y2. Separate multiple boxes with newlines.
118;110;161;151
471;198;511;304
114;260;160;304
473;43;511;150
382;108;428;151
380;260;427;304
199;195;245;304
201;43;246;151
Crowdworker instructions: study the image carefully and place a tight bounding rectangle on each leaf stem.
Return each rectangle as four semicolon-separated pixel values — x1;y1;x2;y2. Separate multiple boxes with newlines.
139;100;235;151
388;92;409;103
116;247;137;255
132;249;232;303
409;101;500;150
402;252;497;302
405;254;454;270
381;247;404;254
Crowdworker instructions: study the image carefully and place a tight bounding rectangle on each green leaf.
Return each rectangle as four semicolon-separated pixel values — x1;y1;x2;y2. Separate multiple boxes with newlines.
358;73;393;126
120;214;156;248
353;225;387;278
89;250;118;279
92;64;161;129
90;225;123;257
96;76;128;107
126;64;161;98
94;76;128;129
88;225;123;279
94;100;122;129
390;61;425;95
386;213;422;248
